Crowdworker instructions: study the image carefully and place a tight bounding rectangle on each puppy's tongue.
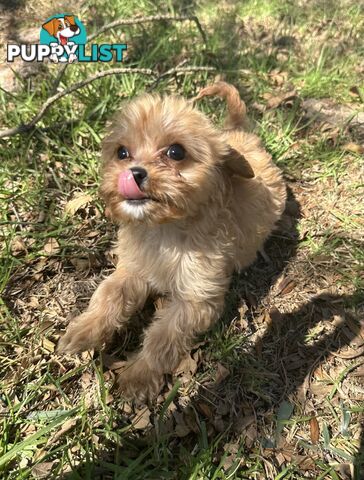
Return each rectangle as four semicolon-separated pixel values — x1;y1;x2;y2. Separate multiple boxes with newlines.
118;170;147;199
59;35;67;46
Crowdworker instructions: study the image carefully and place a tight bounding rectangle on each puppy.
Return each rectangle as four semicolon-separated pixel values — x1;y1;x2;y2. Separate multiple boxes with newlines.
58;82;287;401
42;15;80;63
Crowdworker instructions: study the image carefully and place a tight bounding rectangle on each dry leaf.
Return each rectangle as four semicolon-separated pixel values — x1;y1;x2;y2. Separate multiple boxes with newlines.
276;276;296;296
264;90;297;109
341;142;364;155
64;193;92;215
132;407;151;430
175;354;198;376
349;85;363;101
275;452;286;467
310;416;320;444
31;461;57;479
215;363;230;384
309;382;332;398
196;402;214;419
245;423;258;448
42;238;60;255
10;235;27;256
269;69;288;87
48;418;78;445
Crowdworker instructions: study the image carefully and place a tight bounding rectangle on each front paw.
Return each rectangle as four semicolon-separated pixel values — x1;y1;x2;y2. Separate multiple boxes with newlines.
57;312;104;354
68;53;78;63
117;358;164;403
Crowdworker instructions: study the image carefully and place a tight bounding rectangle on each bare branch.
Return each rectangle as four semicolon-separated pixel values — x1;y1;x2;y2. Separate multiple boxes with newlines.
88;14;207;44
0;68;155;139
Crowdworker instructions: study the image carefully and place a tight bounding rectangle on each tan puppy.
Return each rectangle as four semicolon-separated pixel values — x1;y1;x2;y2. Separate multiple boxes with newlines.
58;82;287;401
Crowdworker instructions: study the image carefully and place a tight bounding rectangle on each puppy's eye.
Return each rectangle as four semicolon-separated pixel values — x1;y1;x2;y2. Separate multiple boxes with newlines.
166;144;185;161
117;146;129;160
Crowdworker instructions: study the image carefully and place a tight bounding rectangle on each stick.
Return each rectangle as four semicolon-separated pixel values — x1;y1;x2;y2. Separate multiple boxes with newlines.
0;68;155;139
87;14;207;44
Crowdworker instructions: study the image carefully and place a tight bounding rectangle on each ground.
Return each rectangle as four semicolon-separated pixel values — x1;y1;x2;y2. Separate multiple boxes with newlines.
0;0;363;479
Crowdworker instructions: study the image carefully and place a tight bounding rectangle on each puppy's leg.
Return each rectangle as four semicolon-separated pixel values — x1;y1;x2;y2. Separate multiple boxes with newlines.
57;268;149;354
118;297;224;401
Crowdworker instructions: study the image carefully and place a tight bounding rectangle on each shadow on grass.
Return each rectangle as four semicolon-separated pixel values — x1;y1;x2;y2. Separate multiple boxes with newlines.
57;178;363;478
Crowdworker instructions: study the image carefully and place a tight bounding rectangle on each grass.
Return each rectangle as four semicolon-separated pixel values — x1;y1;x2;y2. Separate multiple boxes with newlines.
1;0;363;478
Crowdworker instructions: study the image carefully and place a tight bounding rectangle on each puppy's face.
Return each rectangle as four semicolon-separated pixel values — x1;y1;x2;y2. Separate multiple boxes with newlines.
100;94;252;224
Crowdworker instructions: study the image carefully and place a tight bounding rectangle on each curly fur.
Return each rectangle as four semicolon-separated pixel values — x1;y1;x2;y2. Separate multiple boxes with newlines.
58;82;287;402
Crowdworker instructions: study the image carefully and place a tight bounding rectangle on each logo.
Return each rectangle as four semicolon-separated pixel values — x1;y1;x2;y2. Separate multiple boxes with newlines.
6;14;127;63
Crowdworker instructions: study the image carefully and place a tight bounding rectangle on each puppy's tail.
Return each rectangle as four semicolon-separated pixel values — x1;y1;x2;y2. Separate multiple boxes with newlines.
193;81;248;130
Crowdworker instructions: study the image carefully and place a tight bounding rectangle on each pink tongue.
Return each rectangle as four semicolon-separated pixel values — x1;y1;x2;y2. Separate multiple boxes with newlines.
60;35;67;46
118;170;147;199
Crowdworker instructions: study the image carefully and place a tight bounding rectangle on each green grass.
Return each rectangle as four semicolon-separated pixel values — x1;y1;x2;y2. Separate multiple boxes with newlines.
1;0;363;478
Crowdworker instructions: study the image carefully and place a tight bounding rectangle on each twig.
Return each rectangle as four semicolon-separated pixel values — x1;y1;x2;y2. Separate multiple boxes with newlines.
149;65;217;90
87;14;207;44
0;68;155;139
0;64;220;139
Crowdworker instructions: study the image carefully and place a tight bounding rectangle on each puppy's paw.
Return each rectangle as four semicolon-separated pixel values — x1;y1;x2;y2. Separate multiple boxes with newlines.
57;312;104;354
117;358;164;403
68;53;78;63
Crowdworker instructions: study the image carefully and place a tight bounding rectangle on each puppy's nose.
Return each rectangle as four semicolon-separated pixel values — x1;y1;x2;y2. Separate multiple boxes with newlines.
130;167;148;187
70;25;78;32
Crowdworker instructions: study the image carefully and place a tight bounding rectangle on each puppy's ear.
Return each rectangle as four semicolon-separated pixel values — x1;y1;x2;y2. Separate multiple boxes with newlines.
42;18;58;37
65;15;76;25
222;147;254;179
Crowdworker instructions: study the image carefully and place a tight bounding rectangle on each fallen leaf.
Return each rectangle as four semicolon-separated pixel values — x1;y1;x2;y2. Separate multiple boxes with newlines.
196;402;214;419
132;407;151;430
48;418;78;445
42;238;60;255
341;142;364;155
215;363;230;384
276;276;296;296
64;193;92;215
349;85;363;102
269;69;288;87
264;90;297;109
310;416;320;444
275;452;286;466
175;354;197;376
245;423;258;448
10;235;27;256
31;461;57;479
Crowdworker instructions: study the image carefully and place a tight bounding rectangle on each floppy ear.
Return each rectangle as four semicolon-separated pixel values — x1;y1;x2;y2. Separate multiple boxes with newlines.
42;18;58;37
65;15;76;25
222;147;254;179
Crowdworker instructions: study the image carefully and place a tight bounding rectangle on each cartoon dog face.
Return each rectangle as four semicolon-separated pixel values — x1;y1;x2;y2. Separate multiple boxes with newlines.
42;15;80;45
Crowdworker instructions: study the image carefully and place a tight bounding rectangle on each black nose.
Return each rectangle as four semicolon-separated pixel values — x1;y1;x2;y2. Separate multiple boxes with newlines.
70;25;78;32
130;166;148;187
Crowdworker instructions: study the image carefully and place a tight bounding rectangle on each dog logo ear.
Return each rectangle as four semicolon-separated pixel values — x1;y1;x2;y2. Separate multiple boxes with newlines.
64;15;76;25
223;147;254;179
42;18;58;37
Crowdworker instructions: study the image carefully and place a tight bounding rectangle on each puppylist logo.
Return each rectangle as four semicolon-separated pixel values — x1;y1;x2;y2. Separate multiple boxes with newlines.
6;14;127;64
